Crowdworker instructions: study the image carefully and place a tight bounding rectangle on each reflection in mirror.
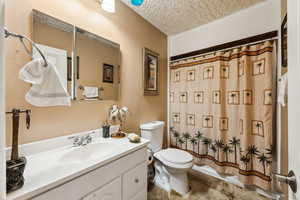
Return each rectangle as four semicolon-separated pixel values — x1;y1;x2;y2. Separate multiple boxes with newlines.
75;28;120;101
32;10;74;96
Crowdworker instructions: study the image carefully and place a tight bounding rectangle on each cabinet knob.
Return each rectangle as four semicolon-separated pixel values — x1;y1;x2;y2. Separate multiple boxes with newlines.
134;178;139;183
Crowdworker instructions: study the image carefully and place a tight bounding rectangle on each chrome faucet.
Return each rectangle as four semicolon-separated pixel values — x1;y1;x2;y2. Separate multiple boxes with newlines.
68;136;83;147
68;132;94;147
81;134;92;146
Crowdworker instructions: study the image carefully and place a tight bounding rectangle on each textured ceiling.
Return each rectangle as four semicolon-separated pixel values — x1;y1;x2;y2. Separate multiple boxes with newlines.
121;0;265;35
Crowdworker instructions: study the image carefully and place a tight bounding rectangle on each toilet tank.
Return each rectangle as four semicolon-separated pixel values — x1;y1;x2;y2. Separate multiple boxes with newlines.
140;121;165;153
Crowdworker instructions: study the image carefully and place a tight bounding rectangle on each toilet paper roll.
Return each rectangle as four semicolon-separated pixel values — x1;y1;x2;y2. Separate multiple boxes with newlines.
147;149;154;165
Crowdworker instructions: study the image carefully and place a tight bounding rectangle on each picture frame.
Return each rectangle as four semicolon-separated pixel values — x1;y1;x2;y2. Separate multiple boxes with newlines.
103;63;114;83
281;14;287;67
143;48;159;96
67;56;80;81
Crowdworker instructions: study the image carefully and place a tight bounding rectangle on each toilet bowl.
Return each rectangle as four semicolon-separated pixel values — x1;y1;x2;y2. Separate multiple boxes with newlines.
154;148;193;196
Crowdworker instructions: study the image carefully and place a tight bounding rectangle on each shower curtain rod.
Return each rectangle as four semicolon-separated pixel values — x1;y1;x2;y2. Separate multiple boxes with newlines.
4;27;48;67
170;30;278;62
171;37;278;63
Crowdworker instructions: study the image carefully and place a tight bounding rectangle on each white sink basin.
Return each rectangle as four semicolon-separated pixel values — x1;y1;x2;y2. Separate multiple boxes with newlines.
60;142;118;163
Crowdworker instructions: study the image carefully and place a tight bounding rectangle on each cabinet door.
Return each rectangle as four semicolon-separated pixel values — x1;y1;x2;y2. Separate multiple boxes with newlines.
131;188;147;200
82;177;121;200
122;162;147;200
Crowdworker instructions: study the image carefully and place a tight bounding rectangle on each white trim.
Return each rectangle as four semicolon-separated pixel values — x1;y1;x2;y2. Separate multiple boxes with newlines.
167;37;171;147
275;9;282;179
288;0;300;199
0;0;6;198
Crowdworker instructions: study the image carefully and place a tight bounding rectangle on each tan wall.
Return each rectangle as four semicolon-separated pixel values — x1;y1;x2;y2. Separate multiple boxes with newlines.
5;0;167;145
281;0;287;19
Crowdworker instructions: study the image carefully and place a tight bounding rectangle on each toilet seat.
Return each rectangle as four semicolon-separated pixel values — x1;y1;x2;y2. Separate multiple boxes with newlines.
154;148;194;169
160;148;193;164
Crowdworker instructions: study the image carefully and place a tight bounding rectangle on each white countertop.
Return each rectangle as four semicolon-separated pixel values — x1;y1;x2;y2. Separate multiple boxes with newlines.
7;133;149;200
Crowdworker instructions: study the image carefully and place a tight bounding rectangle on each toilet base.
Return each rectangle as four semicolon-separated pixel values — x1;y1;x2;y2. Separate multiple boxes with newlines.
154;160;191;196
169;170;190;196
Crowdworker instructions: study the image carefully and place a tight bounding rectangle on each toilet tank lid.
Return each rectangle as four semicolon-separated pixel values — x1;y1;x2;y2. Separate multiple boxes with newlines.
140;121;165;130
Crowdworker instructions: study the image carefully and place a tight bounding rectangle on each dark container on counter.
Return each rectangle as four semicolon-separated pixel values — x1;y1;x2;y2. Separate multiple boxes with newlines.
102;125;110;138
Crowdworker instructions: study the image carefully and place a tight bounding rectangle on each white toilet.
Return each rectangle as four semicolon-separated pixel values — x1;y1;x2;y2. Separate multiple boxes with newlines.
140;121;194;196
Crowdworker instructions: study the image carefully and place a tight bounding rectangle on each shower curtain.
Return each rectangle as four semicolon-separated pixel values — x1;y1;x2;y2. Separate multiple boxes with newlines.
169;41;275;190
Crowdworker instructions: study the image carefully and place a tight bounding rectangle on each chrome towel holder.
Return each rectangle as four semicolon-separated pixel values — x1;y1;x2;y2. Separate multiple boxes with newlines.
4;27;48;67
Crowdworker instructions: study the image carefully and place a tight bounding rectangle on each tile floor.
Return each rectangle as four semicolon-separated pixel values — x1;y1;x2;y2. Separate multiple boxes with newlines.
147;173;271;200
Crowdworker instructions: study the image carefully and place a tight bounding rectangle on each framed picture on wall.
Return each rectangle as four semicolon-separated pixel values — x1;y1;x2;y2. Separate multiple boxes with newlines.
67;56;80;81
143;48;159;96
281;14;287;67
103;63;114;83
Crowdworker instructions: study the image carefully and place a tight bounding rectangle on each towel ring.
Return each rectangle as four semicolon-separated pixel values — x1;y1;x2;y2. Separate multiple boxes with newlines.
4;27;48;67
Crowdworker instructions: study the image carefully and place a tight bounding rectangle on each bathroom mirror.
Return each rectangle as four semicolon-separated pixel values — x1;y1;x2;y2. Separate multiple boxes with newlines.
32;10;74;96
74;27;120;101
32;10;120;101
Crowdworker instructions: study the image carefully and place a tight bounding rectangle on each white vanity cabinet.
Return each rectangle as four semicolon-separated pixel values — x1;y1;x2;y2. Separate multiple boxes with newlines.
31;147;147;200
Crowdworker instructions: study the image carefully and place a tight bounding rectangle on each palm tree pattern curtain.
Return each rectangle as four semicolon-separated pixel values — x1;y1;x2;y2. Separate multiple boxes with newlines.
169;41;275;190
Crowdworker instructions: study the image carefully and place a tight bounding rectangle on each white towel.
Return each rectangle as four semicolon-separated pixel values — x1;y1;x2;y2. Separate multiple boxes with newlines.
82;87;98;98
278;73;288;107
19;58;71;107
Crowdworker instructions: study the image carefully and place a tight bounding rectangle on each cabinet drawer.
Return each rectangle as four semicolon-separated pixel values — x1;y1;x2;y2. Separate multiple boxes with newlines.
122;162;147;200
81;177;121;200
